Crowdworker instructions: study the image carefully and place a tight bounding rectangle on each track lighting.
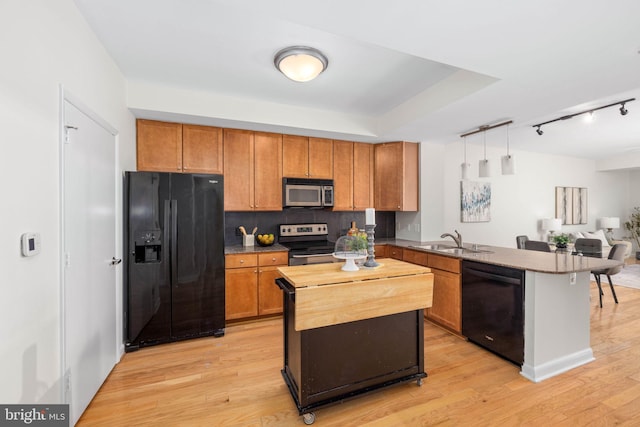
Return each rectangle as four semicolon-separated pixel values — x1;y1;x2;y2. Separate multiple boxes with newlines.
620;103;628;115
532;98;634;135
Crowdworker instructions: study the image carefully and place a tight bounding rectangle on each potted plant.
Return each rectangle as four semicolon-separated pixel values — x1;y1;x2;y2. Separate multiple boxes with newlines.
624;207;640;260
552;233;570;249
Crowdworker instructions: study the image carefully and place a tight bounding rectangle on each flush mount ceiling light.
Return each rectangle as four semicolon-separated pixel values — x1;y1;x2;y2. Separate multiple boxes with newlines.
532;98;635;135
274;46;328;82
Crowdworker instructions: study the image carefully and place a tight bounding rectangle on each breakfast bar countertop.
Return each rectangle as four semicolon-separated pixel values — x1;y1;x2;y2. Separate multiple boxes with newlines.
376;238;622;274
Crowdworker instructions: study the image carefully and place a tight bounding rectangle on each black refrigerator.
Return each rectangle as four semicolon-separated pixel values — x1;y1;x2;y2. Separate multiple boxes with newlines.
123;172;225;351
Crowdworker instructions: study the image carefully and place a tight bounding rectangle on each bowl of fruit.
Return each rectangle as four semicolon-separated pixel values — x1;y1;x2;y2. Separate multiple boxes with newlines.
256;233;275;247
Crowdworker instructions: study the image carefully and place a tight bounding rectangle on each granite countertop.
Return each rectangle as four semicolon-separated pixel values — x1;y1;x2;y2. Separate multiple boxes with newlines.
377;239;622;274
225;243;289;255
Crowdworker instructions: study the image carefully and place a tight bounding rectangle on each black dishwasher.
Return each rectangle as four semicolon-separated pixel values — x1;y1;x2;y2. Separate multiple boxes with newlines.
462;260;525;365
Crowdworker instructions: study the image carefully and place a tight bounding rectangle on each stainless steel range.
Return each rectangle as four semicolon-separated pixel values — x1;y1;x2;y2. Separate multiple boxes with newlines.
278;223;338;266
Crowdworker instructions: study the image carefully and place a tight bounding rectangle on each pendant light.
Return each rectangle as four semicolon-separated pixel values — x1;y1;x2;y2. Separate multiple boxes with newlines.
461;136;470;180
501;123;516;175
478;130;490;177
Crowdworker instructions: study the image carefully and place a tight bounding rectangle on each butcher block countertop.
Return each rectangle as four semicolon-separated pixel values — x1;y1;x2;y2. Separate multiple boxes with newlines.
277;258;433;331
277;257;431;288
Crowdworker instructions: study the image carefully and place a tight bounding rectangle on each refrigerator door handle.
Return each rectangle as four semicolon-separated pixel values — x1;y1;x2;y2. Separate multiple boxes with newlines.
170;200;178;288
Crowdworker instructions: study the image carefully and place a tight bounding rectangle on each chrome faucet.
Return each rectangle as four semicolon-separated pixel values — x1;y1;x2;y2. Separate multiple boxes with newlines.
440;230;462;248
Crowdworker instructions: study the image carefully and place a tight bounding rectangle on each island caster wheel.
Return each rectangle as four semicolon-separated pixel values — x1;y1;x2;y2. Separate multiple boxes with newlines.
303;412;316;425
417;378;423;386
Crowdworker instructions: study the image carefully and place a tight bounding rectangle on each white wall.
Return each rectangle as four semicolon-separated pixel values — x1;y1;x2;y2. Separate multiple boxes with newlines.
421;140;635;248
0;0;134;404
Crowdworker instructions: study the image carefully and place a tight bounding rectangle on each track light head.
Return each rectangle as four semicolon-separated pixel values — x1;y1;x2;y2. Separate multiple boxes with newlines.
620;103;628;115
536;126;544;136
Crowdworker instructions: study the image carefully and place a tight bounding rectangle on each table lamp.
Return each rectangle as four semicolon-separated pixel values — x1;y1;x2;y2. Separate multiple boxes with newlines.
599;217;620;239
542;218;562;241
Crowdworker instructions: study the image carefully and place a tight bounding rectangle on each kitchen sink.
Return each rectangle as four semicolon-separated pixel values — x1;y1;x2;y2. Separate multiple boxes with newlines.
437;247;492;255
411;244;455;251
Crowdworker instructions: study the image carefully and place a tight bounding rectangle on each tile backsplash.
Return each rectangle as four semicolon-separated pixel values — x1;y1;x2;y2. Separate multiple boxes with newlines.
225;210;395;245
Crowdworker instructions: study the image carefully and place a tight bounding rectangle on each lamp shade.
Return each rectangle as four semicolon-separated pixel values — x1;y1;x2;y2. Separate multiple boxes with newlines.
600;217;620;229
461;162;470;180
501;154;516;175
478;159;490;177
274;46;328;82
542;218;562;232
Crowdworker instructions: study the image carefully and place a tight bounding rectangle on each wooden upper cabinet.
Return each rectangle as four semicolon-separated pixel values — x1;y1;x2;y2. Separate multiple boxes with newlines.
223;129;282;211
182;124;223;174
223;129;254;211
332;140;373;211
283;135;333;179
136;120;223;174
308;137;333;179
253;132;283;210
353;142;374;210
374;141;419;211
137;120;182;172
332;140;354;210
282;135;308;178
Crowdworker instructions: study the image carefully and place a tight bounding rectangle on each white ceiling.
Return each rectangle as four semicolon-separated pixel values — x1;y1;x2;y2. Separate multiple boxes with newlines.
74;0;640;161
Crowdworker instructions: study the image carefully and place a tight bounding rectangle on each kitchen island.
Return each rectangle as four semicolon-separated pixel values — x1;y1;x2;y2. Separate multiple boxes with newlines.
379;240;623;382
275;258;433;424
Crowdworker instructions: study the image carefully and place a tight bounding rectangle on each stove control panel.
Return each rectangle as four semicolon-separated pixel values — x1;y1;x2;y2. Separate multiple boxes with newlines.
279;223;328;237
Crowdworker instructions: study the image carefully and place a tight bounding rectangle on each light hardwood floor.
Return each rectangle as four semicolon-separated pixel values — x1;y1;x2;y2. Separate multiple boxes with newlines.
79;280;640;426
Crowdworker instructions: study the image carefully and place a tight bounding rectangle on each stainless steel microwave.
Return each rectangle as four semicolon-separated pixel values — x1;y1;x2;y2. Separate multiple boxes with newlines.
283;178;334;208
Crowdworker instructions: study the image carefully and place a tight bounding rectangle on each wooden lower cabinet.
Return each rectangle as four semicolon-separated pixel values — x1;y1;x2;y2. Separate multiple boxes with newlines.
401;248;462;334
225;251;287;321
426;268;461;333
374;244;388;259
388;245;404;260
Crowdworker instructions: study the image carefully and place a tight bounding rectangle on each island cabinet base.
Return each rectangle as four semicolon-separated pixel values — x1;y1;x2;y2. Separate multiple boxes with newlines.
277;278;426;418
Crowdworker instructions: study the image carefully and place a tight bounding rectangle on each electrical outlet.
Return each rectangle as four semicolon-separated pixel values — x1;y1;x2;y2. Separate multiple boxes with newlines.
569;272;577;285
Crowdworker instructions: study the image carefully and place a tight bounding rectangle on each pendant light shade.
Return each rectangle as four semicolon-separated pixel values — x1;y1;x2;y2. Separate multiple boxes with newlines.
461;136;470;179
478;159;490;177
501;155;515;175
501;123;516;175
478;131;490;177
274;46;328;82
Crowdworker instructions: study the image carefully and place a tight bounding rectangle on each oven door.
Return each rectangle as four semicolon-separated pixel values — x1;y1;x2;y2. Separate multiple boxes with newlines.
289;253;339;266
284;184;322;207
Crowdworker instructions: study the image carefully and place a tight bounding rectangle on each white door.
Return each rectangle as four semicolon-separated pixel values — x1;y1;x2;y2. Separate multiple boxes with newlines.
62;98;118;425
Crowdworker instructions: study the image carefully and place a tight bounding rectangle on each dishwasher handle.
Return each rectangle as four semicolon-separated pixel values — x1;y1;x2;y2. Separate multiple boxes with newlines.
463;267;522;286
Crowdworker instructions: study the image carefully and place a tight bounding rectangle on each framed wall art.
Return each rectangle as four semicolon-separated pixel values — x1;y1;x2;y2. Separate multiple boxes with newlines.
555;186;587;225
461;181;491;223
